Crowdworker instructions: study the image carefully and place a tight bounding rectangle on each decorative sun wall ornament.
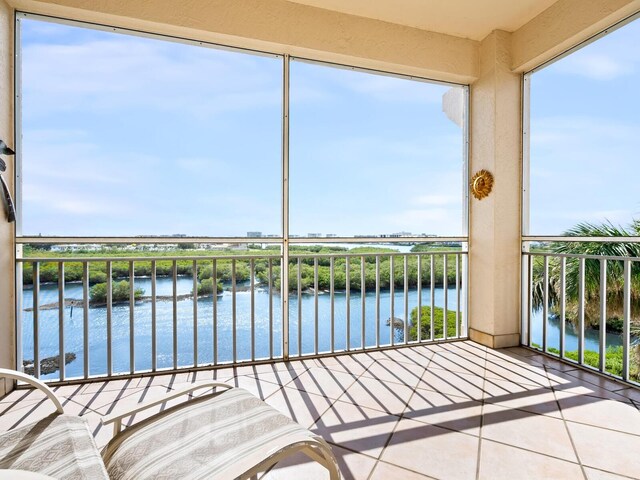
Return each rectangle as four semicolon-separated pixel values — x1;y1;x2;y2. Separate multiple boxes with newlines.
470;169;494;200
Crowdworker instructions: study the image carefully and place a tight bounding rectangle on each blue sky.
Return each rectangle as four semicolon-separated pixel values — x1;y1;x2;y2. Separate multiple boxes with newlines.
20;16;639;238
529;18;640;234
20;18;464;238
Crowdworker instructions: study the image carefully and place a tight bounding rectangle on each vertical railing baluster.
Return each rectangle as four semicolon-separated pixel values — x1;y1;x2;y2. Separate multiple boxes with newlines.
268;259;273;359
390;255;395;346
193;260;198;368
462;252;469;338
232;259;237;363
430;255;435;341
33;262;40;379
622;259;631;381
542;255;548;353
129;261;135;374
58;263;65;381
403;255;408;344
443;255;448;341
297;257;302;357
346;257;351;351
16;260;23;375
456;254;460;338
107;261;113;376
330;256;335;353
251;258;256;361
578;257;585;365
151;260;156;372
172;260;178;370
213;259;218;365
375;256;380;348
82;262;89;378
560;257;566;359
527;254;533;347
314;258;319;354
361;256;365;350
599;259;607;372
417;255;422;343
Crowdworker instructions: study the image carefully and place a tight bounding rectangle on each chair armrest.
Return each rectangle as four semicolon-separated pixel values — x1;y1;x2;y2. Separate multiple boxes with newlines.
101;381;233;435
0;368;64;414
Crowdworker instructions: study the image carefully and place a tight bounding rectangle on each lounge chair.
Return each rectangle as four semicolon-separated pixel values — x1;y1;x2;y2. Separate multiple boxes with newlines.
0;368;341;479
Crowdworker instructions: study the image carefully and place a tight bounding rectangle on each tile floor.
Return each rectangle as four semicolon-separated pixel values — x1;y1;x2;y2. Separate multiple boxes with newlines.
2;341;640;479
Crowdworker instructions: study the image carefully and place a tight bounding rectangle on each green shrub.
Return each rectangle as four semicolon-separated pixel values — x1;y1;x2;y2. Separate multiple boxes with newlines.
90;280;144;304
196;278;223;296
540;345;638;382
408;305;459;340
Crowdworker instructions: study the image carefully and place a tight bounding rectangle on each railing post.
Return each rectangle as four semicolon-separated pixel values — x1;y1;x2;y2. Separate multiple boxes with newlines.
599;259;607;372
578;257;585;365
58;262;65;381
129;261;135;374
542;255;548;352
281;54;290;361
150;260;156;372
82;262;89;378
32;262;40;379
107;261;113;375
559;257;566;359
193;260;198;367
622;259;631;381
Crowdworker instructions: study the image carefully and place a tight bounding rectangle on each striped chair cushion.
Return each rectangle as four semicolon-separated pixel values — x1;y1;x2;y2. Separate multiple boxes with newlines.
102;387;328;480
0;414;109;480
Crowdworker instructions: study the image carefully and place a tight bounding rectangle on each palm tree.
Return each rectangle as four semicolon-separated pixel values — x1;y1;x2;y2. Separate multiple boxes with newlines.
531;220;640;337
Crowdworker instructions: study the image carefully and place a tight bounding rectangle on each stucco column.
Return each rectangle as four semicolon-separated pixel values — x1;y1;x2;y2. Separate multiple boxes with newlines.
0;0;15;395
468;30;521;349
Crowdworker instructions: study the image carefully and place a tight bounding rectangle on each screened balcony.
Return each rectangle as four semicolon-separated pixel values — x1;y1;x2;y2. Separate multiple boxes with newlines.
1;0;640;479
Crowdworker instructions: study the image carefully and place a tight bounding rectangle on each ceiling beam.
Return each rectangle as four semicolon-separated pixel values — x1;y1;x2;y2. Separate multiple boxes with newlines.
9;0;479;83
511;0;640;72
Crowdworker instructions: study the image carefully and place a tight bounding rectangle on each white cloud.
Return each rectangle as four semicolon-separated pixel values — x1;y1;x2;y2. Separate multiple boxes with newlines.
529;114;640;233
548;22;640;81
558;53;631;81
22;33;282;119
291;61;449;105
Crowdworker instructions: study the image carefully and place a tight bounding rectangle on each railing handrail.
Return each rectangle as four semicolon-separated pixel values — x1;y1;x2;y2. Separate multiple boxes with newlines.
16;235;468;245
523;251;640;262
523;236;640;243
16;254;283;263
17;250;466;263
288;251;464;259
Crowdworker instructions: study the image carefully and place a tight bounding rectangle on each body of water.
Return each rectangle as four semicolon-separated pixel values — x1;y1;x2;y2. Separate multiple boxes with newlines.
529;310;627;352
22;276;462;380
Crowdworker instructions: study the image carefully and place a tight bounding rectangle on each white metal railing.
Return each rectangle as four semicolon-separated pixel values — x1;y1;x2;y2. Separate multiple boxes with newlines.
17;249;468;382
522;250;639;385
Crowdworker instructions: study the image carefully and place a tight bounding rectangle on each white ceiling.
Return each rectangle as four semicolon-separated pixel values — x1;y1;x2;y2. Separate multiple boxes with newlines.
285;0;559;40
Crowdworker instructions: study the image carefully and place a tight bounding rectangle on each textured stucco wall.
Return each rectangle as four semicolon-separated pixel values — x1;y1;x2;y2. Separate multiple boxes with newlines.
8;0;480;83
468;31;522;348
0;0;15;395
512;0;640;72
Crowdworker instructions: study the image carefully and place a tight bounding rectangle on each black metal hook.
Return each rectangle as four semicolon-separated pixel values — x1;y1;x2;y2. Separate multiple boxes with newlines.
0;138;16;222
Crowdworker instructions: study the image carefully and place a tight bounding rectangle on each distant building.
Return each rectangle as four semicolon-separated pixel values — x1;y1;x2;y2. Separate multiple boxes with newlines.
325;234;338;238
247;231;262;237
308;233;323;238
